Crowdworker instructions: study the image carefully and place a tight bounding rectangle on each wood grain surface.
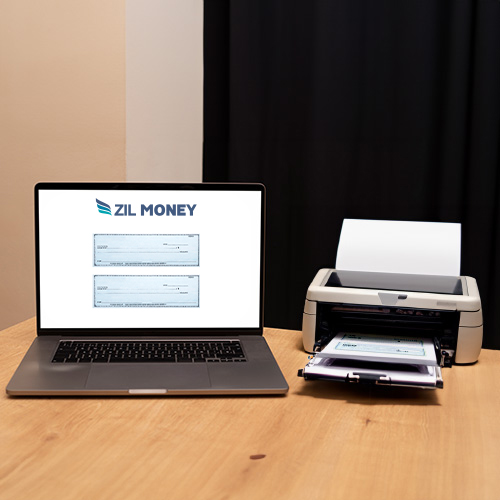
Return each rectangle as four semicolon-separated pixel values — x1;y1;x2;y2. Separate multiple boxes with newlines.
1;318;500;500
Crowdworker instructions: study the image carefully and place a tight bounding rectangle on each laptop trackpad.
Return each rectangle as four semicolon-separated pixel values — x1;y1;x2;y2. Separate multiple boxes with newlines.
85;364;211;390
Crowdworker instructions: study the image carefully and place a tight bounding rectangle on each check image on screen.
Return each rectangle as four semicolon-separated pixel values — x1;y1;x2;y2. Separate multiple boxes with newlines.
94;275;200;308
94;234;199;267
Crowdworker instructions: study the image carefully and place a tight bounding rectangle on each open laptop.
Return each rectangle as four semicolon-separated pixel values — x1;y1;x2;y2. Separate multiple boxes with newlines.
6;182;288;396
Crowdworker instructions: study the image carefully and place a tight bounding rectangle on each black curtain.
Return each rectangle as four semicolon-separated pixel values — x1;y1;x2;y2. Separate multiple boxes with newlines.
203;0;500;349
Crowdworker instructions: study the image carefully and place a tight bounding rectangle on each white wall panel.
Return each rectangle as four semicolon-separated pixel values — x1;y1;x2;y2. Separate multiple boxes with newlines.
126;0;203;182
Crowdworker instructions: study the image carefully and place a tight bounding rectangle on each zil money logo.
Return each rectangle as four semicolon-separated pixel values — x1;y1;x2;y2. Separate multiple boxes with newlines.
96;199;112;215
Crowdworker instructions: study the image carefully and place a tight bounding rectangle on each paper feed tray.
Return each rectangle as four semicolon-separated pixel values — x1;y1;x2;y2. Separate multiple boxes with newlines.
298;333;444;389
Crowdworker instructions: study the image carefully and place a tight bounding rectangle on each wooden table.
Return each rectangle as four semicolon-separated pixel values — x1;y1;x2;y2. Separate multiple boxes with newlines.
1;318;500;500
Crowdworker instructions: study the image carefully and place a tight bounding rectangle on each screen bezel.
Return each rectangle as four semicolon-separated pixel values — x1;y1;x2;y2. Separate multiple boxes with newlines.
35;182;265;336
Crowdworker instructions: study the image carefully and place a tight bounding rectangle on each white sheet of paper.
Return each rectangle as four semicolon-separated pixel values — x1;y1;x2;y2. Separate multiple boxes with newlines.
318;332;438;366
335;219;461;276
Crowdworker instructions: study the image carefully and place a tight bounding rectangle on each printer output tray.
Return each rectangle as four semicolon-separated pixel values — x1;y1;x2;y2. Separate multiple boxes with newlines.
301;355;443;389
299;332;444;389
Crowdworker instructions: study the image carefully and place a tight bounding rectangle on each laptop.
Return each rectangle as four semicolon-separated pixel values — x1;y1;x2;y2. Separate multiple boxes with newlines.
6;182;289;396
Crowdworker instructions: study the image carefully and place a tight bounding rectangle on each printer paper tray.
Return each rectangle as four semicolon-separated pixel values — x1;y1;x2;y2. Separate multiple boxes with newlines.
301;356;443;389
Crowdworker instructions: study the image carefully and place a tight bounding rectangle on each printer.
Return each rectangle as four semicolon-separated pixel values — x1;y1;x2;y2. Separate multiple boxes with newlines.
299;268;483;389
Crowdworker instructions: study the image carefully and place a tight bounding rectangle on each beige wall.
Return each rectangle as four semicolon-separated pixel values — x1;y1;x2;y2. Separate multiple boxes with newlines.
0;1;126;329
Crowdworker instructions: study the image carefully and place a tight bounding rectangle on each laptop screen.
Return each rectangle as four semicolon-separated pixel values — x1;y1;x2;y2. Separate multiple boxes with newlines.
36;183;264;332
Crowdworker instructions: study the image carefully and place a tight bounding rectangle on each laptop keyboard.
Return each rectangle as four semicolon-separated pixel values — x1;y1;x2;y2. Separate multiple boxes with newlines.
52;340;247;363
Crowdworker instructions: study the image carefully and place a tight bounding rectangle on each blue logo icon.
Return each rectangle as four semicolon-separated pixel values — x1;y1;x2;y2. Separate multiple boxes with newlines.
96;199;112;215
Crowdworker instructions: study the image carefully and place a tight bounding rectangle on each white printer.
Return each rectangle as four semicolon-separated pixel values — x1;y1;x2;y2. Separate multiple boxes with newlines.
299;269;483;389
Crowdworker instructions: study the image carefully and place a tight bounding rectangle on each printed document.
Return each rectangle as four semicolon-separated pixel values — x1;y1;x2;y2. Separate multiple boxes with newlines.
318;332;438;366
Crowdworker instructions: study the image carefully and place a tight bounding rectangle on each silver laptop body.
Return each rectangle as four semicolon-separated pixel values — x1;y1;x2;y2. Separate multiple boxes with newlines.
7;182;288;396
